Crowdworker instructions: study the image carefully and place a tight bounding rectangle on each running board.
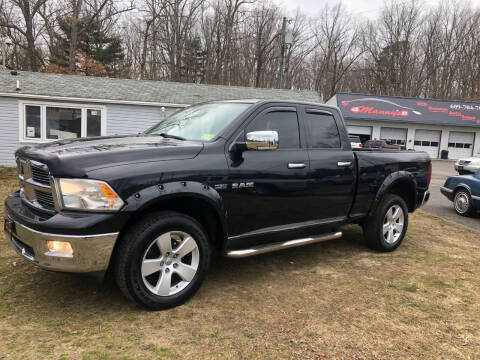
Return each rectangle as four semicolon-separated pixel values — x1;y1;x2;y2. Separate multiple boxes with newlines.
225;231;343;258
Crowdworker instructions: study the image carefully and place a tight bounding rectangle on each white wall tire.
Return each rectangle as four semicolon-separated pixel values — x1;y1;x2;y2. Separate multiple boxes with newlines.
454;190;474;217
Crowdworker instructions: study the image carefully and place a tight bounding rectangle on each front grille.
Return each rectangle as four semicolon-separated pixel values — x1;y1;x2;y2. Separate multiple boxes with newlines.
35;190;55;209
17;158;56;212
31;166;50;185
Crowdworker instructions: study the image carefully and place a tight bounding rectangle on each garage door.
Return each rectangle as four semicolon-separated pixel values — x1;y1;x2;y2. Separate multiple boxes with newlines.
380;127;407;147
414;129;441;158
347;125;372;136
347;125;372;144
448;131;474;159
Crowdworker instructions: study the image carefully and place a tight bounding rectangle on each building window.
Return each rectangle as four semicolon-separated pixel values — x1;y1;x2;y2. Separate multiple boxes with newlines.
21;102;105;142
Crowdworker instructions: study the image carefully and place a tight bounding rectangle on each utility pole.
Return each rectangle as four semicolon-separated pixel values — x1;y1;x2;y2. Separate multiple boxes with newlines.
278;17;287;89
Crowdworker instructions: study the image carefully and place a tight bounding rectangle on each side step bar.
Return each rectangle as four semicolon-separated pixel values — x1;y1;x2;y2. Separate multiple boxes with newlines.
225;231;343;258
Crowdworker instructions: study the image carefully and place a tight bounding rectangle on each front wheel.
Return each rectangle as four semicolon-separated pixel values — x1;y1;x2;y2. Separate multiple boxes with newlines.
114;211;211;310
453;189;474;216
363;194;409;252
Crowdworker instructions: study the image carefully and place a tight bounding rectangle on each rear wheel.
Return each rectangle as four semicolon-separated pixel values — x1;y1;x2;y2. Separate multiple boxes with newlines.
453;189;474;216
114;211;211;310
363;194;409;252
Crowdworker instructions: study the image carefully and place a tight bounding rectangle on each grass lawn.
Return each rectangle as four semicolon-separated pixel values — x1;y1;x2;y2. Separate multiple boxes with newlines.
0;167;479;359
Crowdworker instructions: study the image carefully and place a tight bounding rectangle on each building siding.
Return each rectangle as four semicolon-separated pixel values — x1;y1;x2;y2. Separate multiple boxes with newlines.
0;97;180;166
105;104;178;136
0;96;20;166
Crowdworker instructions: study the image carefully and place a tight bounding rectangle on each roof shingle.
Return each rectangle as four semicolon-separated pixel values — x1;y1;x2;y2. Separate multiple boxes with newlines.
0;70;322;105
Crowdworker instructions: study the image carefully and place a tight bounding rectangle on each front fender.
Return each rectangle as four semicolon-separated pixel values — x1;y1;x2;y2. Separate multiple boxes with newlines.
120;181;228;236
368;171;417;216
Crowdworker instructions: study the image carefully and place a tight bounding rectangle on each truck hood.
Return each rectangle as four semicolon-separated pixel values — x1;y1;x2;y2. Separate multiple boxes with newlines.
16;135;204;177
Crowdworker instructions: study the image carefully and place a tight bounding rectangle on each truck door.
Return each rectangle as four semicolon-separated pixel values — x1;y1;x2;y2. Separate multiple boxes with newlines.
301;106;356;221
224;106;311;237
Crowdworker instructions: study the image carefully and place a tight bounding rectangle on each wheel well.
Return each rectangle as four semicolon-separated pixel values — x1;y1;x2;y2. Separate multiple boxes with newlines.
387;178;416;212
454;186;470;196
120;197;225;251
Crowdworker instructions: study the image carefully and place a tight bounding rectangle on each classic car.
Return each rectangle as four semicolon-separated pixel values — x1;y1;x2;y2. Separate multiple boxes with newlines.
441;171;480;216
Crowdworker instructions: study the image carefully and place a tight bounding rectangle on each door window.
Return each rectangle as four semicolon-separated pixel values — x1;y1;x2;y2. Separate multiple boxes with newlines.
246;110;300;149
304;111;340;148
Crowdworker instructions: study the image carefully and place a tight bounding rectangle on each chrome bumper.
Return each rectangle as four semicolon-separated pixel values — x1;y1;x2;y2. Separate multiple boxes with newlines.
4;217;118;273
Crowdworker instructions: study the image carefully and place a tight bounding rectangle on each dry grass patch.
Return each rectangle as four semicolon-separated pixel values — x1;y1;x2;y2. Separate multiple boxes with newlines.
0;168;479;359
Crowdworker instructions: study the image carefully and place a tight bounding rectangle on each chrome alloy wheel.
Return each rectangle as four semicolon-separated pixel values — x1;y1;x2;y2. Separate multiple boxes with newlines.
454;192;469;214
141;231;200;296
382;204;404;244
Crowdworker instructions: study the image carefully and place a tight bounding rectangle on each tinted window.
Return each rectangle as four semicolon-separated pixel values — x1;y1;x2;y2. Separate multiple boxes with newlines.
305;112;340;148
247;110;300;149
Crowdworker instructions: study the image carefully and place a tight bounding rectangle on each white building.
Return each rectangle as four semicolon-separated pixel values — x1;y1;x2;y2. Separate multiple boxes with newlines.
0;70;320;166
327;93;480;159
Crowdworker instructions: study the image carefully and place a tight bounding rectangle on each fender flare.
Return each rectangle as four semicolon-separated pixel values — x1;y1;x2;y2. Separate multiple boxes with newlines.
453;183;473;195
368;171;417;216
121;181;228;239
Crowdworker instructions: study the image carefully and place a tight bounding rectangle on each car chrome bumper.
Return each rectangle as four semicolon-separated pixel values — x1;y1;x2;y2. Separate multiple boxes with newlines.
440;186;454;201
4;216;118;273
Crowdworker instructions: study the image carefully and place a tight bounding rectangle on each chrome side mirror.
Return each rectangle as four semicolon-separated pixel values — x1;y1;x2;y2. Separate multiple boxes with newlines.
246;131;278;151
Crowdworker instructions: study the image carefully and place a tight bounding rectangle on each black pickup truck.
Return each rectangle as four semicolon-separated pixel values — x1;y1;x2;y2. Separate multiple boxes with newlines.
4;100;431;309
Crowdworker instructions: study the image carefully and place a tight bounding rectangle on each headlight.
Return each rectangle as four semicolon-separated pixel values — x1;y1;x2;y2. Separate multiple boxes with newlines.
56;179;124;211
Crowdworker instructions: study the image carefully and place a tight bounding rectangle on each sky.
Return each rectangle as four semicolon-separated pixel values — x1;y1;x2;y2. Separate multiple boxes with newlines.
273;0;480;19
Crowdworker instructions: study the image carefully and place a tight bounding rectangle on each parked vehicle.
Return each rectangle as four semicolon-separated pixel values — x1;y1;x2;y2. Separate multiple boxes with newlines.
363;139;403;150
454;156;480;175
349;135;363;149
4;100;431;310
441;171;480;216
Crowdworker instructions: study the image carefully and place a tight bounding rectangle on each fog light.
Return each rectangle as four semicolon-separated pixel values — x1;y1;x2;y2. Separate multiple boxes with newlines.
46;241;73;256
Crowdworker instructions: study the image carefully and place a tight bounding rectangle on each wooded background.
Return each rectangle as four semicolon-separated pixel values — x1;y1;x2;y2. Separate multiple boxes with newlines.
1;0;480;101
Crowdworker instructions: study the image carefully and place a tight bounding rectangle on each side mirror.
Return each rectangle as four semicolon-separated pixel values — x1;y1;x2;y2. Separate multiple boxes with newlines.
246;131;278;151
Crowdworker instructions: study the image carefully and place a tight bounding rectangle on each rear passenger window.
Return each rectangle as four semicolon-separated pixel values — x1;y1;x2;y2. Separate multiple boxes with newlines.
305;111;340;148
247;110;300;149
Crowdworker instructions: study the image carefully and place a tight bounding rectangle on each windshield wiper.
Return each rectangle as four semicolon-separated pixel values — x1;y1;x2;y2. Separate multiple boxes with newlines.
158;133;186;141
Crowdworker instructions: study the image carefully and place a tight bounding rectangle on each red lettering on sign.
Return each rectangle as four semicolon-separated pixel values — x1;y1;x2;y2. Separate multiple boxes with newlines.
428;106;448;112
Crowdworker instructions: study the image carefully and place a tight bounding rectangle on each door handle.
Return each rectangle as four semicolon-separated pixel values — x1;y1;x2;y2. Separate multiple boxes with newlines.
288;163;306;169
337;161;352;167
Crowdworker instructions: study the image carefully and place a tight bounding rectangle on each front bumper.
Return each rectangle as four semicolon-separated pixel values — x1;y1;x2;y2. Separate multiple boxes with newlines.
4;192;122;273
440;186;454;201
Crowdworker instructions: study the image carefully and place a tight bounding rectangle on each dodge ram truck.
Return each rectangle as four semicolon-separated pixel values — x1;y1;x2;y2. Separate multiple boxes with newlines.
4;100;431;310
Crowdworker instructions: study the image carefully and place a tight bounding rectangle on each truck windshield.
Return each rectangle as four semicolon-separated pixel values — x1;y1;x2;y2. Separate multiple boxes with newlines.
146;102;251;141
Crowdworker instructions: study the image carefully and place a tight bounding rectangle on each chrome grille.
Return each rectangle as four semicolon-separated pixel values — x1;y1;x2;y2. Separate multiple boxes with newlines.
17;158;57;212
31;166;50;185
34;190;55;209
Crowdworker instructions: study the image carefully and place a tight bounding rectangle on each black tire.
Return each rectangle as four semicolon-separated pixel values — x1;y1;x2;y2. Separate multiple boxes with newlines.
114;211;211;310
363;194;409;252
453;189;475;217
458;170;471;175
